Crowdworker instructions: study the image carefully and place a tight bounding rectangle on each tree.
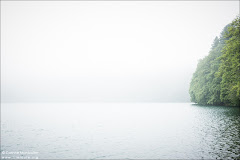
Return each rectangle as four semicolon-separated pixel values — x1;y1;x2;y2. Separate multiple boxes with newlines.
189;16;240;106
218;16;240;106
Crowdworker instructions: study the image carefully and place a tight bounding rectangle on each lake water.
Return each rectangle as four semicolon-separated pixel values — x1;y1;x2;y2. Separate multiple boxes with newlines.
1;103;240;159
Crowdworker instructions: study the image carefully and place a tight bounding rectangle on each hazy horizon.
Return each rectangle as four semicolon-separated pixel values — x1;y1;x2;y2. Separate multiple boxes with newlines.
1;1;239;103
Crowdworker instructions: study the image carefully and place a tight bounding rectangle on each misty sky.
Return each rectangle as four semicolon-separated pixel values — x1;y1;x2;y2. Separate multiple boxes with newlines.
1;1;239;102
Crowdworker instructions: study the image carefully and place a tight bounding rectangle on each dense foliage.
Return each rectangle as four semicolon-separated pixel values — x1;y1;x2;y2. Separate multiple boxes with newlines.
189;16;240;106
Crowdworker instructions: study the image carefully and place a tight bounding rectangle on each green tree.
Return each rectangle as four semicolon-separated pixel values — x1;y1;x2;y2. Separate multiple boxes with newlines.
218;16;240;106
189;16;240;106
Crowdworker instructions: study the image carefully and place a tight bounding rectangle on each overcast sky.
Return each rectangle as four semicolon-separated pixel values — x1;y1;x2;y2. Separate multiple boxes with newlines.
1;1;239;102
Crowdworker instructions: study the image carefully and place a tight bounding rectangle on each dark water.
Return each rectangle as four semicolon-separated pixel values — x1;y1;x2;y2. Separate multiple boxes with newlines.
1;103;240;159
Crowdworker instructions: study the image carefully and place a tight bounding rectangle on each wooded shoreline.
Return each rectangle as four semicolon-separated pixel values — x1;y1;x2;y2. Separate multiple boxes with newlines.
189;16;240;107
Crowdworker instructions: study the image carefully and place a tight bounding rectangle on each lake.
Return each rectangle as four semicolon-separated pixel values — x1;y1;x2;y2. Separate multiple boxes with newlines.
1;103;240;159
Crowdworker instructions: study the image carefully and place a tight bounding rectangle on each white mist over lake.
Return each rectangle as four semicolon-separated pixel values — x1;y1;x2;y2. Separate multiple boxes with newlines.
1;2;240;159
1;1;239;102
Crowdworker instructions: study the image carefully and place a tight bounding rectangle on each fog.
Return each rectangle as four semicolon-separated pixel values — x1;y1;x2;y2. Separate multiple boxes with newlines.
1;1;239;102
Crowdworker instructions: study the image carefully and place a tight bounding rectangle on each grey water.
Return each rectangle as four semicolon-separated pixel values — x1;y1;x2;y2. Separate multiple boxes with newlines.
1;103;240;159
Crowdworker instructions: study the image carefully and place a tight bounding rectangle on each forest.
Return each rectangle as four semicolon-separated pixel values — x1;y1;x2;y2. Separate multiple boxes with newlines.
189;16;240;106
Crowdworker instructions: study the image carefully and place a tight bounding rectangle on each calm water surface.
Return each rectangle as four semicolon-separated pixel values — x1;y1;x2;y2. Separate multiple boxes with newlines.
1;103;240;159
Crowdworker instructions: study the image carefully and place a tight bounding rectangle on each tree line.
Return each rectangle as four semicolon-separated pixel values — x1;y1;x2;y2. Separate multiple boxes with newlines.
189;16;240;106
